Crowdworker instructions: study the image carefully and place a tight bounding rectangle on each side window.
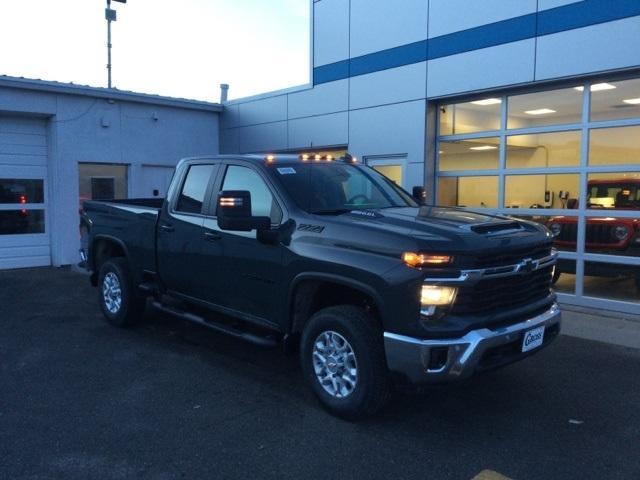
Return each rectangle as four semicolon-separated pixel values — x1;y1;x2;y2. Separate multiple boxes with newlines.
176;164;215;214
221;165;282;223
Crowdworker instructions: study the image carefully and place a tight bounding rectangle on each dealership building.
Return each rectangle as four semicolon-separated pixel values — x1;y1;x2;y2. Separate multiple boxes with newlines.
2;0;640;314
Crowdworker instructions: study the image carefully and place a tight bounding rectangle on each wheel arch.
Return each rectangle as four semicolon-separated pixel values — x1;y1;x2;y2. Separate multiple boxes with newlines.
287;272;384;336
89;235;129;286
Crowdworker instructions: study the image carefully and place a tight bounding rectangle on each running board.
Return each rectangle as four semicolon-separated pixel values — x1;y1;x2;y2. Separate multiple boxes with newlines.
151;301;278;348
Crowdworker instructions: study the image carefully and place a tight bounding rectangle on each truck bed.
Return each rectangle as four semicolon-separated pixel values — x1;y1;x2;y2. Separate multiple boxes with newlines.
82;198;163;282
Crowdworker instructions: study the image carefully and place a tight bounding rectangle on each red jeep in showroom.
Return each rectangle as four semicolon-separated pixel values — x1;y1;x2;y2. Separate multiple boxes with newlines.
548;178;640;294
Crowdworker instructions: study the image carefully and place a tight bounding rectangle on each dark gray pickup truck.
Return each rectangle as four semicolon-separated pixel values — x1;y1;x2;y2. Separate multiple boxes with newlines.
81;154;561;419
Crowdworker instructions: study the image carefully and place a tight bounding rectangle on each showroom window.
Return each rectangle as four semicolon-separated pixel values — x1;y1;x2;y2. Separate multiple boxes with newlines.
436;77;640;313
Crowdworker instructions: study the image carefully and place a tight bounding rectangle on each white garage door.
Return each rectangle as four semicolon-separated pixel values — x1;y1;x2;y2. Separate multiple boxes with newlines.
0;115;50;269
141;165;175;198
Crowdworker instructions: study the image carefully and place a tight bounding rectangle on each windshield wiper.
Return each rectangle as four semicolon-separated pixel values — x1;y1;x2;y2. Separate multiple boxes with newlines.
310;208;352;215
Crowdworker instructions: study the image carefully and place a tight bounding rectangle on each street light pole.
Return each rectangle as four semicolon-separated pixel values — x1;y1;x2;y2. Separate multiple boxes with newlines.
105;0;126;89
107;0;112;88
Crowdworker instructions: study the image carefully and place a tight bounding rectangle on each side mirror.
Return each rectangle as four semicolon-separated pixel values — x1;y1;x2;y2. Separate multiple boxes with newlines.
217;190;270;231
412;186;427;205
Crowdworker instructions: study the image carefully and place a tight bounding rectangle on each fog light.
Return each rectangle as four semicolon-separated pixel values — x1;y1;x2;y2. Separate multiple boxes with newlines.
421;285;457;312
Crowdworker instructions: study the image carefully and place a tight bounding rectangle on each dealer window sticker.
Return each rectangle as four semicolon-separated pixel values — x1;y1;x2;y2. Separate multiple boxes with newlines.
277;167;296;175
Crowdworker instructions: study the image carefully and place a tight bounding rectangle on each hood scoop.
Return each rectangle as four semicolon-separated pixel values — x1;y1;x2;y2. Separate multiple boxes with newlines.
469;221;523;235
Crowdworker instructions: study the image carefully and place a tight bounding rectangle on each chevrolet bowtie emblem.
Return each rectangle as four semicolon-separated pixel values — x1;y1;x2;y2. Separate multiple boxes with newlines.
516;258;537;273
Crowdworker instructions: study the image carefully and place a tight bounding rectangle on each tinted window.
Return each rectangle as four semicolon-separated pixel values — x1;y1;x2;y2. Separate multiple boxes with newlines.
176;165;215;214
0;210;45;235
272;163;416;213
221;165;281;222
0;179;44;204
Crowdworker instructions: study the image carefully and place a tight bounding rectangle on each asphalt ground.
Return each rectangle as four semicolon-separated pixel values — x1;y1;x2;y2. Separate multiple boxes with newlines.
1;267;639;480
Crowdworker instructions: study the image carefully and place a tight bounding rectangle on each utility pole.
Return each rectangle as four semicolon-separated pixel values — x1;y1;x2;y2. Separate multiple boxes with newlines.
105;0;127;88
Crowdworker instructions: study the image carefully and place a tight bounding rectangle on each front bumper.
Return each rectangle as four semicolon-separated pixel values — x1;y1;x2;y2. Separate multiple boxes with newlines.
384;303;561;384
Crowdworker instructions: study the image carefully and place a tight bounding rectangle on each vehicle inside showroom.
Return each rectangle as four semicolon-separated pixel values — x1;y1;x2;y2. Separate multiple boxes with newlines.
436;77;640;313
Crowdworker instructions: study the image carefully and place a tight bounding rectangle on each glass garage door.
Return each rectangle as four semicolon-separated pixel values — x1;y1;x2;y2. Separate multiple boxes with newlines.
0;115;50;269
436;77;640;313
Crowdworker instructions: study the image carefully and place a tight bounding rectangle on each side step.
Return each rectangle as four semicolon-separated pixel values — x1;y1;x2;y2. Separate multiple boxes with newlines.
151;301;278;348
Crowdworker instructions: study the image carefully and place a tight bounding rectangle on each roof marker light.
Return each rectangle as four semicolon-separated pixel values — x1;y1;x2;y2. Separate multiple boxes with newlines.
314;154;322;161
301;154;309;161
266;155;275;163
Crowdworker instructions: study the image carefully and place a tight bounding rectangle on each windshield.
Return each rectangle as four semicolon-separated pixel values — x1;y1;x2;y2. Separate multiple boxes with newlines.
588;183;640;209
270;163;417;213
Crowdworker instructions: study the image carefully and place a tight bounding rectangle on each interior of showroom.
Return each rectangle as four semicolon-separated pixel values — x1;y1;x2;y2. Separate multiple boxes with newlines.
435;76;640;312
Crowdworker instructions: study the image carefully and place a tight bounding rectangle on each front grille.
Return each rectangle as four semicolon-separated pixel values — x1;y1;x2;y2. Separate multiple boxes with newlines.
462;244;552;269
451;265;554;315
557;223;619;245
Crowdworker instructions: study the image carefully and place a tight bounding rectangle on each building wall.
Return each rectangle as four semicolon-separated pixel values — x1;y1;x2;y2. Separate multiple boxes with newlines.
220;0;640;191
0;84;219;267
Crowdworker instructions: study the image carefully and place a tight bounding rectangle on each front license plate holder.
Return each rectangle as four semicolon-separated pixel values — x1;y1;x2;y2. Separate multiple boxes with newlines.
522;326;545;353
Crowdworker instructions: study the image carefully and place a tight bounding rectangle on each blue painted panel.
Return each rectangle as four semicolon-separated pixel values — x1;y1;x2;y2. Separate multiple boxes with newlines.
350;40;427;77
313;59;350;84
427;14;536;60
538;0;640;35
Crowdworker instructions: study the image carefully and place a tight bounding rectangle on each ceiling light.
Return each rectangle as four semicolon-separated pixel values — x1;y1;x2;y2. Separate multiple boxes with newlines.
470;98;502;106
524;108;556;115
574;83;616;92
623;98;640;105
469;145;497;151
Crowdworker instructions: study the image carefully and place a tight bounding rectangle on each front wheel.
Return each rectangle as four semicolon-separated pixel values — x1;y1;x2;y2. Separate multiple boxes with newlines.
300;305;390;420
98;257;146;327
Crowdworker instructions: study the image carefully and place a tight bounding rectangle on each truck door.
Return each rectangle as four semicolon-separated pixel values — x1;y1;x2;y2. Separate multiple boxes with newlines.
156;162;218;296
200;162;284;325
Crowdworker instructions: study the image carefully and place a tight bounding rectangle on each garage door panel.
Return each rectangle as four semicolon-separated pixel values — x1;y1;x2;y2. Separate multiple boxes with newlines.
0;154;47;167
0;132;47;147
0;143;47;156
0;115;50;269
0;116;47;135
0;254;51;270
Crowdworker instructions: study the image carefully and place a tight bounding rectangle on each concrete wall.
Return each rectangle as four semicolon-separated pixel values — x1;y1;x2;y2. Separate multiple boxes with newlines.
221;0;640;190
0;83;219;267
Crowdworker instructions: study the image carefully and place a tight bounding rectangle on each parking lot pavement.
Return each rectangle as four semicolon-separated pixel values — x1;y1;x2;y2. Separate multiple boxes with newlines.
1;268;639;480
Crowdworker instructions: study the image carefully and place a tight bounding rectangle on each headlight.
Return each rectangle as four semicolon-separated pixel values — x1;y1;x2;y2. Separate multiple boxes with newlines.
613;225;630;241
549;223;562;237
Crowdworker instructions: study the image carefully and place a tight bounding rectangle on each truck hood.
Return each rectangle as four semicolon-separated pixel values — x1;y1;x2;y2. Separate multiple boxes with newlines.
320;206;552;254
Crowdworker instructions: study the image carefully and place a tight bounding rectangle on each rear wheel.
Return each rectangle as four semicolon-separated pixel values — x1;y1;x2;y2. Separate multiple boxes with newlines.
98;257;146;327
300;305;390;420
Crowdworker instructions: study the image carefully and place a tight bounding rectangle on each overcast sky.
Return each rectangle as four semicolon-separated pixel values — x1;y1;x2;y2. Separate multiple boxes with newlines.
0;0;310;102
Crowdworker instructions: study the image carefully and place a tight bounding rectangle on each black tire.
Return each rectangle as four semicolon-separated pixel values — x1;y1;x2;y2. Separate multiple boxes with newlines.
300;305;390;420
97;257;146;327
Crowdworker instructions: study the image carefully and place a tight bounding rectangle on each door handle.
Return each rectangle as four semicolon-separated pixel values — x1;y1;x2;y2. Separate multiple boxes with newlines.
204;231;221;241
159;223;175;232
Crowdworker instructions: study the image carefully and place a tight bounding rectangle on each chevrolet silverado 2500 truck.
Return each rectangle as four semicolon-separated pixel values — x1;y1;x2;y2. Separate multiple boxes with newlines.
81;154;561;419
548;178;640;293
